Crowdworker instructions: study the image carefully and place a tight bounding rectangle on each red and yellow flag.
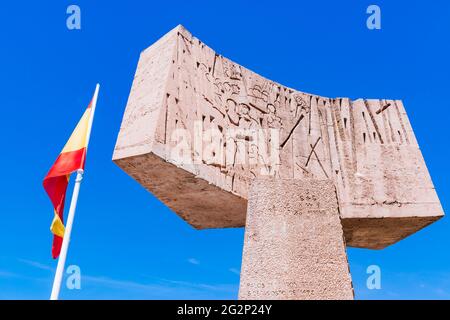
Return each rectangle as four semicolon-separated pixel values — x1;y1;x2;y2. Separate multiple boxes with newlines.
43;101;92;258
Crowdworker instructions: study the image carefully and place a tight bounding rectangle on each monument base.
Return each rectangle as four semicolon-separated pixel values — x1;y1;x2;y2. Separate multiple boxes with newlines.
238;178;354;300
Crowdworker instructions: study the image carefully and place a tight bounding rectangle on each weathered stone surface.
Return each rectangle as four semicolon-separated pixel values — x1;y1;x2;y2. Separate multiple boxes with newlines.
239;178;353;300
113;25;443;249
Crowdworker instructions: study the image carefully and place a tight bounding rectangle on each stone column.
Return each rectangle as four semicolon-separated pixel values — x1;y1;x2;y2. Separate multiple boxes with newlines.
238;178;354;300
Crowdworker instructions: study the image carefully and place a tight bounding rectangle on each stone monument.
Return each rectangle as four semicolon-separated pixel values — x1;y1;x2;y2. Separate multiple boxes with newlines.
112;25;444;299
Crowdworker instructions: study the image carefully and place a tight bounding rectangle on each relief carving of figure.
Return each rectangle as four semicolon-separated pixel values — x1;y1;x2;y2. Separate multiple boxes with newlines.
265;104;282;129
293;94;310;119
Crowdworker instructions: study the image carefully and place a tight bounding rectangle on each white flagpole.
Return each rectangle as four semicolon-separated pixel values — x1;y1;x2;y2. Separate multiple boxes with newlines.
50;84;100;300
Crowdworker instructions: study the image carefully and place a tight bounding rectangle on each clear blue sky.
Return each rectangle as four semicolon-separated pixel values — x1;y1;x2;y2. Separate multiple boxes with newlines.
0;0;449;299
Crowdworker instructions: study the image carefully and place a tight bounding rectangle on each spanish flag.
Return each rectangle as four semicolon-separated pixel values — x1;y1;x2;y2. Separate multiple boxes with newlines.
43;98;93;259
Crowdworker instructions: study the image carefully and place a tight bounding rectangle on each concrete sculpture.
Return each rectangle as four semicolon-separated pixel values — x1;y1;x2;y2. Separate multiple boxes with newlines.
113;25;443;299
